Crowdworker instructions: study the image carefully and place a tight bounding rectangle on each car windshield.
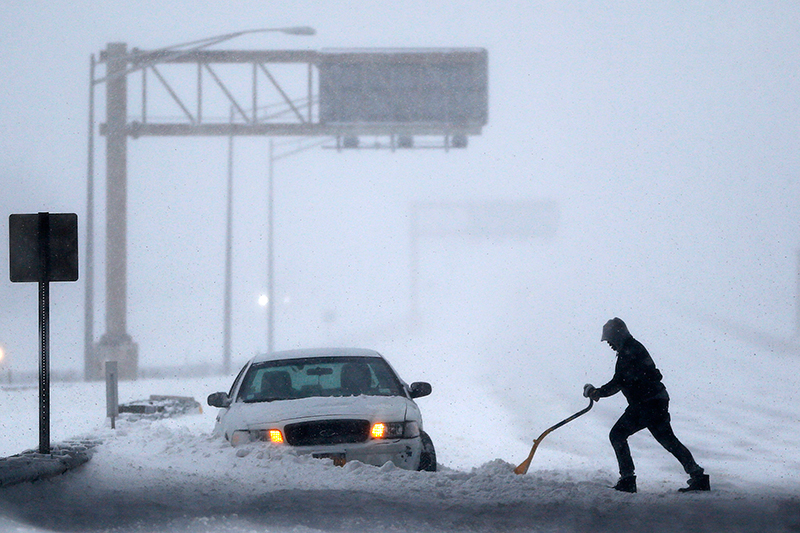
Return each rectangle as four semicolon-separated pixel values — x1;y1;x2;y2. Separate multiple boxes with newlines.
237;356;405;403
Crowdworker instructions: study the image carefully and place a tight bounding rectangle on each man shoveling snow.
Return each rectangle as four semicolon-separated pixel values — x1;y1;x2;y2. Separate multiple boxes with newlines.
584;317;710;493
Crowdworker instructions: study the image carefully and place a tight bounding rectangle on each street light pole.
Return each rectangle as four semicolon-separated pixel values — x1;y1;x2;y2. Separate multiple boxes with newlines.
267;139;275;353
84;54;96;381
223;107;235;375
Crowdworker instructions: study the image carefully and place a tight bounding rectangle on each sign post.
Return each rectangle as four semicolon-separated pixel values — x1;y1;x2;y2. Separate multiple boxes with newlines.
105;361;119;429
9;212;79;454
37;214;51;454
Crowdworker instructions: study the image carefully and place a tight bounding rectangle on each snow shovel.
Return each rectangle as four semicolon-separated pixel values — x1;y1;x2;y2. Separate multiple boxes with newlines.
513;397;594;475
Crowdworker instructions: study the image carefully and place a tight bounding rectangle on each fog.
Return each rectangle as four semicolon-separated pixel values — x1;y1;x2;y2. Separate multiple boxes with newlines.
1;1;799;384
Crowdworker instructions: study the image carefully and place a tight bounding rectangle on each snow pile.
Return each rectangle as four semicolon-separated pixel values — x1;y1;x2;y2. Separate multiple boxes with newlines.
1;413;798;532
0;359;798;532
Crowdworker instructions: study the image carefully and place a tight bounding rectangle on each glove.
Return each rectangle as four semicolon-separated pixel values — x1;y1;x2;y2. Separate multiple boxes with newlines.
583;383;599;400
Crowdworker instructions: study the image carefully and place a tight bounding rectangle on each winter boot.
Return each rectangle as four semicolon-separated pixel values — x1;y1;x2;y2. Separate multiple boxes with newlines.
679;473;710;492
613;475;637;493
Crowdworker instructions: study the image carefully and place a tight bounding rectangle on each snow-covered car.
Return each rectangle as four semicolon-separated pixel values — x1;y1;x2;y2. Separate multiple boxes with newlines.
207;348;436;471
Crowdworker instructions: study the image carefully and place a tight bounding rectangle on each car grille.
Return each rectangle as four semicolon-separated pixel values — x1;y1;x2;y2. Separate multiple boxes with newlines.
283;419;370;446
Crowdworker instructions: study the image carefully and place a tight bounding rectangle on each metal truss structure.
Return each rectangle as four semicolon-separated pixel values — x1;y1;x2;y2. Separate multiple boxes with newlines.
86;39;487;380
100;46;484;142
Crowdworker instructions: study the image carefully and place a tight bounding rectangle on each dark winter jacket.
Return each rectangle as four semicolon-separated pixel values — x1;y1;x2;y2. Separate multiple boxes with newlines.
596;335;669;405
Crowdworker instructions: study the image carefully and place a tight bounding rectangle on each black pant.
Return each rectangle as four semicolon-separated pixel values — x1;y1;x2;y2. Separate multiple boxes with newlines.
609;399;702;478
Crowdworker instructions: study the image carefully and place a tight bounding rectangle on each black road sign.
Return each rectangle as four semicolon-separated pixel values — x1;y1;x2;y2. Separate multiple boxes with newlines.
9;213;79;283
8;212;79;454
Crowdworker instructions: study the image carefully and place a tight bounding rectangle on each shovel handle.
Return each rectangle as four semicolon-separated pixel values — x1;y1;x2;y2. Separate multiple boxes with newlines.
514;398;594;475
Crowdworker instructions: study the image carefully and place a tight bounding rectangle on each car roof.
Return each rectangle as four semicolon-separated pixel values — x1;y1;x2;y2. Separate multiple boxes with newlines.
249;347;384;364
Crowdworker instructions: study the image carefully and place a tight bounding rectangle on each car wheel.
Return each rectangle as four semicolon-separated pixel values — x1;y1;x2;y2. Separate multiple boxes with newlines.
418;431;437;472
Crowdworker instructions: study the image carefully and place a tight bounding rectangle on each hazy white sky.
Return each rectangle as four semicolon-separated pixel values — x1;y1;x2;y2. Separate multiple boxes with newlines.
1;2;798;374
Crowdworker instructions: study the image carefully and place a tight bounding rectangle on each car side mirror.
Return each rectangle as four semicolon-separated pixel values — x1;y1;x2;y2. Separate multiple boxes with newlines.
207;391;232;408
409;382;432;399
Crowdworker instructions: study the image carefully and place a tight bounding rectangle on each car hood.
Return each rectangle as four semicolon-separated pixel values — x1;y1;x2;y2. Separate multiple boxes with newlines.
236;395;411;428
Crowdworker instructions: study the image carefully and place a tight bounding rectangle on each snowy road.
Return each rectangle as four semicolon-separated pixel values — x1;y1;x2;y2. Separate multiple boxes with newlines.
2;471;798;533
0;424;797;533
0;453;797;532
0;334;799;533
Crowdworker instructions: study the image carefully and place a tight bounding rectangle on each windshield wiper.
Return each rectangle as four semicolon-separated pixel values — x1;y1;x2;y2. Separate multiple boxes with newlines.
242;396;288;403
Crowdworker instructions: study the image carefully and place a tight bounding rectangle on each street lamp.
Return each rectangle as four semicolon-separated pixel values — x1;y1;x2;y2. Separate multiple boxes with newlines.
274;26;316;36
0;343;9;384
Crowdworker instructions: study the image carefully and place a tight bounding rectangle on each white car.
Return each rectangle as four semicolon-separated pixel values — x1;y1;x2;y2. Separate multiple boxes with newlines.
208;348;436;471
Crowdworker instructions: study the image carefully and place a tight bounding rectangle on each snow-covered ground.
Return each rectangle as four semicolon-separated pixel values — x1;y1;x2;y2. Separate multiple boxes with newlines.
0;319;799;532
2;2;799;531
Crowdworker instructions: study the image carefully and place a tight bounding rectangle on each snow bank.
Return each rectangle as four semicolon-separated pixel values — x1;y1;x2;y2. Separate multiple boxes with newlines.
1;413;797;532
0;365;798;532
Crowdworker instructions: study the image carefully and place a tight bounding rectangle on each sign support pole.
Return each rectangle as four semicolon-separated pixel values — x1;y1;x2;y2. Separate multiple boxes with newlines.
37;213;51;455
105;361;118;429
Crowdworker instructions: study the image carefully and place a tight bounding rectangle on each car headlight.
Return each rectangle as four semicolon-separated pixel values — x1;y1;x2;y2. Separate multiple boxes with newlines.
231;429;285;446
255;429;285;444
230;430;252;447
370;421;420;439
266;429;284;444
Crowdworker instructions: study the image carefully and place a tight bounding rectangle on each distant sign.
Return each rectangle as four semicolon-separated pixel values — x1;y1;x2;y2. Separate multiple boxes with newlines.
9;213;79;283
414;201;559;239
318;48;488;128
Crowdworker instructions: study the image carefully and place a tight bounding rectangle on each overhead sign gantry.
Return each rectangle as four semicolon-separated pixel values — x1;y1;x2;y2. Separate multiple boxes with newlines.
87;38;488;380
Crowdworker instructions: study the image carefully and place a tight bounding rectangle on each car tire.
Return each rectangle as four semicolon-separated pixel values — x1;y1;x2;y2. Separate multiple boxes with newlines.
418;431;437;472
